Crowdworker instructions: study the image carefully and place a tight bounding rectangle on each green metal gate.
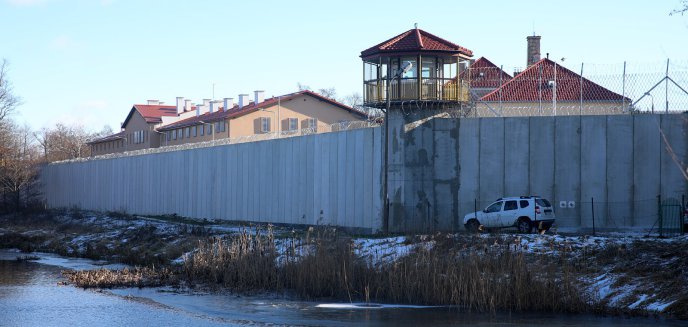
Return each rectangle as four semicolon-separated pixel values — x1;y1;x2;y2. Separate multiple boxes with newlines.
658;196;685;237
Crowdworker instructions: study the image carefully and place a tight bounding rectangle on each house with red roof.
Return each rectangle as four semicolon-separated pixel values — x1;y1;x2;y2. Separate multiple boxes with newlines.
475;58;630;116
88;90;367;156
88;100;179;155
157;90;366;147
458;57;512;100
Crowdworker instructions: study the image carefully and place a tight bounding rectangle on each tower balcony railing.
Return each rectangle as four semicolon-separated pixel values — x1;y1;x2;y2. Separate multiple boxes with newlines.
363;78;470;107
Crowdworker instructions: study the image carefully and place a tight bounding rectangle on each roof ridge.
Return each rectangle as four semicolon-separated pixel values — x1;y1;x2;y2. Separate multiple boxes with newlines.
415;28;423;48
379;29;413;50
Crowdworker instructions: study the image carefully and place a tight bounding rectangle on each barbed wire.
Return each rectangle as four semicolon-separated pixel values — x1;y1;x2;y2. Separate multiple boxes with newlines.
51;121;380;165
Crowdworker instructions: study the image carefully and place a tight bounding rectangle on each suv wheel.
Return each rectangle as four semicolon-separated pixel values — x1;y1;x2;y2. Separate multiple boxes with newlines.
466;219;480;233
517;218;532;234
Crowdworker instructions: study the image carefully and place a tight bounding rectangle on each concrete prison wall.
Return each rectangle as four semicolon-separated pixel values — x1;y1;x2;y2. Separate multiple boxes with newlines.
41;128;383;233
42;113;687;234
387;112;688;233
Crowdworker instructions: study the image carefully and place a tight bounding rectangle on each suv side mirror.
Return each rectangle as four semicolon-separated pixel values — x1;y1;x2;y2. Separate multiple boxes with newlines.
483;209;488;213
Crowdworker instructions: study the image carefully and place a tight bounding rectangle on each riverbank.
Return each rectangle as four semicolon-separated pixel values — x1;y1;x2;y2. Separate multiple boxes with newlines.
1;210;687;320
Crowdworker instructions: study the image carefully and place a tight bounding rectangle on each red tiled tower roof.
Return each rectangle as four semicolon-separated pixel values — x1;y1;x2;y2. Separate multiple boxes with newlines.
360;28;473;60
459;57;512;89
481;58;627;102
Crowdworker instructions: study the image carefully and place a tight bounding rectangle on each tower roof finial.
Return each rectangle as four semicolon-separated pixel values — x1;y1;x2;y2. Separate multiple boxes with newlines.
414;23;418;29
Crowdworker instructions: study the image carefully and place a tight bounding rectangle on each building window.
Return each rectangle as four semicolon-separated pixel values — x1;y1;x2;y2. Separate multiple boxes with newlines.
260;117;271;133
207;124;213;134
192;126;197;137
133;130;146;144
172;130;177;140
179;129;184;139
214;121;226;133
307;118;317;130
288;118;298;131
185;127;190;138
200;125;204;136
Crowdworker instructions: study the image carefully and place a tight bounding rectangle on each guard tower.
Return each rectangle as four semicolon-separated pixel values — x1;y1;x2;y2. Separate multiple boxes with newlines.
361;27;473;110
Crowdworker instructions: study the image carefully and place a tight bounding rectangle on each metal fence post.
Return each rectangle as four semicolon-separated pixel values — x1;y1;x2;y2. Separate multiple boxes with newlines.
580;63;584;115
682;194;686;234
591;197;596;236
658;194;663;237
622;61;627;111
665;58;669;113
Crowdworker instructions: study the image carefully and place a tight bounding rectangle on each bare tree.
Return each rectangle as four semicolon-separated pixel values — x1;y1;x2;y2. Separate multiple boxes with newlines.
342;92;363;108
670;0;688;15
0;122;41;210
297;82;311;91
0;59;21;123
35;123;93;162
317;87;337;100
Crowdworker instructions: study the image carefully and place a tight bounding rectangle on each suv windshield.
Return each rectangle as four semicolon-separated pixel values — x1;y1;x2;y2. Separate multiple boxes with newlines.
536;198;552;207
485;201;503;213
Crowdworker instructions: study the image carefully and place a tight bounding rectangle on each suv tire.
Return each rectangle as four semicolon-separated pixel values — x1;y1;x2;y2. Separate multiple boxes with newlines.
517;218;532;234
466;219;480;233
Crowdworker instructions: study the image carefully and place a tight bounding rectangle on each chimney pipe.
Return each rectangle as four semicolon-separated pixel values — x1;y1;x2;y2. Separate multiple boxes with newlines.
210;100;222;113
254;90;265;104
185;99;192;112
238;94;249;109
203;98;211;108
526;35;541;67
223;98;234;111
147;99;159;105
176;97;184;114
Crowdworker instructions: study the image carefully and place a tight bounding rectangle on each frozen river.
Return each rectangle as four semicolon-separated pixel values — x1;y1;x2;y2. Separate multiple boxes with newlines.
0;250;684;327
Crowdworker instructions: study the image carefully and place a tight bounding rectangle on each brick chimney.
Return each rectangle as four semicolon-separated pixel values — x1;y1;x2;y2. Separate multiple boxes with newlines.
527;35;541;67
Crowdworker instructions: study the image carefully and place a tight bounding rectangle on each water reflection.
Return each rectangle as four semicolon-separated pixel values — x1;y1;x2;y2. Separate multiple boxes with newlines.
0;250;685;327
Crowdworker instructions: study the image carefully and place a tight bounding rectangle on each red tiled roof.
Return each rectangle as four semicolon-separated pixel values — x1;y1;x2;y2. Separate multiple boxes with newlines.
459;57;512;89
87;131;125;145
133;105;179;123
360;28;473;59
480;58;627;102
122;104;179;128
158;90;367;131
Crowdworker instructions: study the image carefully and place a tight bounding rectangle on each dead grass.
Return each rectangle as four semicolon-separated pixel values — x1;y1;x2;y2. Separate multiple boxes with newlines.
63;267;177;288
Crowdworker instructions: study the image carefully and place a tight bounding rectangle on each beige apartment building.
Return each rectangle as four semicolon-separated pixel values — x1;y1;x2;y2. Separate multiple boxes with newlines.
88;90;367;156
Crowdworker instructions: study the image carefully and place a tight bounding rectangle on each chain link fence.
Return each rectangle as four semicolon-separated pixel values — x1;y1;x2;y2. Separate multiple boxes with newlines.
464;59;688;118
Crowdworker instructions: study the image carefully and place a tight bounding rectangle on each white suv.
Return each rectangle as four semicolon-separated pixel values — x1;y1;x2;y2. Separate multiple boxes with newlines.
463;196;555;233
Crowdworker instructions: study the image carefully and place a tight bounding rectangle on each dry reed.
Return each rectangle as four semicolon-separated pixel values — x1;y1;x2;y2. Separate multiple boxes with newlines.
62;267;176;288
182;227;591;313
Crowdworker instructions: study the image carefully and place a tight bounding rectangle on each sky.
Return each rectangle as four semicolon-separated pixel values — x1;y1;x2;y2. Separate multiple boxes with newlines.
1;0;687;133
